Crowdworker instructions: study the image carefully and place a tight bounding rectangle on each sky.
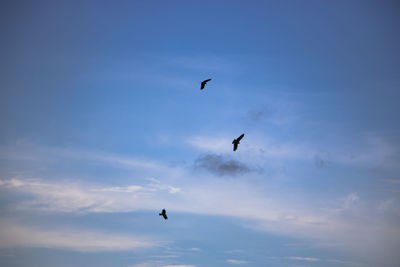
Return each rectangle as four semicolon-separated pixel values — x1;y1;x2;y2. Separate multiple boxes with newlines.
0;0;399;266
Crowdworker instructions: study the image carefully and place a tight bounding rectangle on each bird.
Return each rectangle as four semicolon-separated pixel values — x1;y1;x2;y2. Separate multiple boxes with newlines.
200;79;212;90
159;209;168;220
232;134;245;151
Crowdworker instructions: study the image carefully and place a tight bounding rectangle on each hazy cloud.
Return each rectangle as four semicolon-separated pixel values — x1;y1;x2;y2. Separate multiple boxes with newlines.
194;154;251;176
0;220;155;252
287;256;319;262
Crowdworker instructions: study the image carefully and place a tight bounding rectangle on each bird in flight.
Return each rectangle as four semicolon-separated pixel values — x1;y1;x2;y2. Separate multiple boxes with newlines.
232;134;245;151
200;79;212;90
159;209;168;220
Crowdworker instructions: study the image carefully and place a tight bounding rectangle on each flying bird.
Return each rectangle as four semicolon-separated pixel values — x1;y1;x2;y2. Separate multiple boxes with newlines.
159;209;168;220
232;134;245;151
200;79;212;90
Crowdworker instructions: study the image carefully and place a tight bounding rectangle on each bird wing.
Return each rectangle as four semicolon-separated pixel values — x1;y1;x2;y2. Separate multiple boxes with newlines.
163;214;168;220
237;134;245;141
233;142;238;151
200;79;212;89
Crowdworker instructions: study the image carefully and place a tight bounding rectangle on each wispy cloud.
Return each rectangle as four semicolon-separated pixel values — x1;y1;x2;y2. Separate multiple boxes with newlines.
186;133;400;170
0;219;156;252
0;178;181;213
0;143;184;178
268;256;363;266
2;176;399;261
186;136;233;154
287;256;319;262
92;178;181;195
91;185;145;193
1;144;400;265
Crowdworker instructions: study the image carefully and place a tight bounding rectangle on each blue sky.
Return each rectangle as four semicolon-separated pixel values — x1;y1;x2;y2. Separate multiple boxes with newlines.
0;0;399;266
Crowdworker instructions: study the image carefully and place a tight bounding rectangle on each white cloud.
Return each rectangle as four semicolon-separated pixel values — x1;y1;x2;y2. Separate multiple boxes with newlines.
0;178;181;213
338;193;360;211
1;176;399;262
0;219;155;252
186;136;232;154
287;256;319;262
1;144;400;266
91;185;145;193
91;181;181;195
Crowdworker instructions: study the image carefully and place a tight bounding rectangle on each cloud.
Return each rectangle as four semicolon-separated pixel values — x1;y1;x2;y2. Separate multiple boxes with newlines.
0;143;184;178
186;133;400;171
287;256;319;262
0;178;181;213
0;219;155;252
334;193;360;212
0;178;110;212
92;179;181;195
1;143;400;265
91;185;145;193
186;136;232;154
269;256;362;266
226;259;249;264
194;154;251;176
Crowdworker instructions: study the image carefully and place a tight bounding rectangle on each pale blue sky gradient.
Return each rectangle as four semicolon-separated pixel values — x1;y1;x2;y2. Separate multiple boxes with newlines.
1;1;399;266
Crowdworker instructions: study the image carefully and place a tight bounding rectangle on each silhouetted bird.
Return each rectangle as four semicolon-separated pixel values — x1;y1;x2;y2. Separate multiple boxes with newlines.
159;209;168;220
232;134;245;151
200;79;212;90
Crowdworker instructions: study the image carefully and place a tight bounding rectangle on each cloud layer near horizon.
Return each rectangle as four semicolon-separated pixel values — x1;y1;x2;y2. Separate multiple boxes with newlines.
0;142;399;265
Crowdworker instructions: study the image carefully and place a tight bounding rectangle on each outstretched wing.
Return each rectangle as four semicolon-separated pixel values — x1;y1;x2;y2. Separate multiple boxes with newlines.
237;134;245;141
200;79;212;90
163;214;168;220
233;142;238;151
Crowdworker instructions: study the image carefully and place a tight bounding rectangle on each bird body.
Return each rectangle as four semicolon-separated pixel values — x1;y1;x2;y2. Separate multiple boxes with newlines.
232;134;245;151
159;209;168;220
200;79;212;90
